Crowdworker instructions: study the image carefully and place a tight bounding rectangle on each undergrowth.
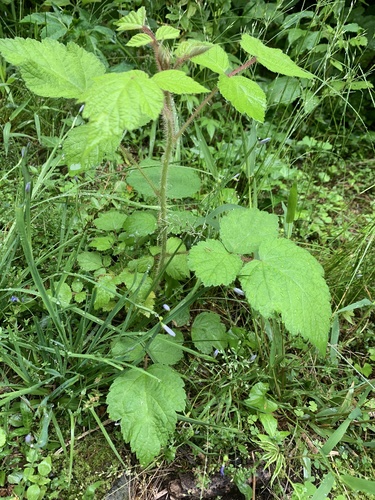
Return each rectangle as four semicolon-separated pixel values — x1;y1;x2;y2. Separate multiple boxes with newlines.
0;1;374;499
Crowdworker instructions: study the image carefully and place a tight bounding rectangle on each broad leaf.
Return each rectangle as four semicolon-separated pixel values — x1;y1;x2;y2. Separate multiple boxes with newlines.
116;7;147;31
191;312;227;354
107;364;186;466
93;211;127;231
239;238;331;354
267;77;301;105
148;331;184;365
243;382;278;413
127;161;201;199
155;26;180;41
191;44;231;74
341;475;375;495
89;236;116;251
63;124;122;173
218;74;266;122
188;239;243;286
126;33;153;47
81;71;164;134
240;34;314;79
165;237;190;281
123;211;157;238
152;70;209;94
220;208;279;254
0;37;105;99
77;251;103;271
94;275;117;310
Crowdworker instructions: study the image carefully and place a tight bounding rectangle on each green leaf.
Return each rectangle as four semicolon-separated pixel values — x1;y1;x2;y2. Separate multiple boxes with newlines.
63;124;122;173
240;34;314;79
126;33;153;47
240;239;331;354
191;44;231;74
188;239;243;286
0;427;6;447
116;7;147;31
174;40;212;60
111;336;145;362
220;208;279;254
155;26;180;41
127;160;201;199
0;37;105;99
165;237;190;281
93;211;127;232
107;364;186;466
267;77;301;105
218;74;266;122
81;71;164;133
89;236;116;251
94;275;117;310
26;484;41;500
123;211;157;238
341;475;375;495
191;312;227;354
244;382;278;413
77;251;103;271
152;70;209;94
148;331;184;365
54;283;72;308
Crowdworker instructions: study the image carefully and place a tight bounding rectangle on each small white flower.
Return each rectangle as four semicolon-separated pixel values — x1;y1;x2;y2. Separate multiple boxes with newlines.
161;323;176;337
233;287;245;296
162;304;170;311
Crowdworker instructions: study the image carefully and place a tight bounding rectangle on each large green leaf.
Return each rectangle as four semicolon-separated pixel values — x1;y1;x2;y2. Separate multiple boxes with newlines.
239;238;331;354
123;211;157;238
218;74;266;122
155;26;180;41
126;33;153;47
127;161;201;199
93;211;127;231
0;37;105;99
63;124;122;173
152;70;209;94
107;364;186;466
191;312;227;354
191;44;231;74
81;71;164;134
188;239;243;287
240;34;314;79
220;208;279;254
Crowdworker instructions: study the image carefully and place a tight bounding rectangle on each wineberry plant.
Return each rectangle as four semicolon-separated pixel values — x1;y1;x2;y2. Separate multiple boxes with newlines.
0;6;332;466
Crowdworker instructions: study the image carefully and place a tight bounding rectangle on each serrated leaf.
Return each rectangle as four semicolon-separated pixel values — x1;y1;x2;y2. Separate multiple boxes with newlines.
127;160;201;199
123;211;157;237
107;364;186;466
63;124;122;173
191;312;227;354
220;208;279;254
191;44;231;74
174;40;212;59
93;211;127;231
116;7;147;31
218;74;266;122
77;251;103;271
188;239;243;287
148;331;184;365
94;275;117;310
0;37;105;99
126;33;153;47
166;237;190;281
240;34;314;79
81;71;164;133
239;239;331;354
89;236;115;251
152;70;209;94
155;26;180;41
50;282;72;308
